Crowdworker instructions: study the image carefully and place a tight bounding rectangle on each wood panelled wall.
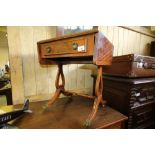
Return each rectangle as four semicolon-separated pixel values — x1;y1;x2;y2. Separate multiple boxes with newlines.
7;26;155;104
99;26;155;56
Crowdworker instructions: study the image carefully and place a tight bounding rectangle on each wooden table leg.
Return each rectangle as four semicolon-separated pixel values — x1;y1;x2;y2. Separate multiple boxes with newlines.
84;66;105;126
48;64;66;106
47;64;105;127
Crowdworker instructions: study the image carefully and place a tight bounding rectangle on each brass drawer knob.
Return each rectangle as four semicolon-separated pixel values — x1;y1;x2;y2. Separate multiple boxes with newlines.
46;47;52;53
72;43;78;50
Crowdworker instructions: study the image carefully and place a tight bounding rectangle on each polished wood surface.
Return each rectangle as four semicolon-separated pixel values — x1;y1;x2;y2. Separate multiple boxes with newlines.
93;31;113;65
1;96;127;129
37;29;113;65
40;34;94;58
103;54;155;77
38;29;98;43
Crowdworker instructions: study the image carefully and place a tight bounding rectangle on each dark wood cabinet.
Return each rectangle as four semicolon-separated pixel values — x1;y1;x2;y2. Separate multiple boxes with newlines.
150;41;155;57
92;75;155;128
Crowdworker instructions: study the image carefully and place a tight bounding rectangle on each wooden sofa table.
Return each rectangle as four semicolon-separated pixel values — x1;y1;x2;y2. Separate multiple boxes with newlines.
37;29;114;125
0;96;127;129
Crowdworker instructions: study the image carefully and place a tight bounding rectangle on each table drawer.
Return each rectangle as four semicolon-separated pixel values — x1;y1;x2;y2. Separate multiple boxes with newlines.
40;35;94;58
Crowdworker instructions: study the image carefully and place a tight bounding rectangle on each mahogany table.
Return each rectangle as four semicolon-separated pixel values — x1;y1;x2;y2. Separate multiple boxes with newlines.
37;29;114;126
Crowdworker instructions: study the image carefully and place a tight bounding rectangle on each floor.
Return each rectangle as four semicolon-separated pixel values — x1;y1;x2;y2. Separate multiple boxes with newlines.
0;96;7;107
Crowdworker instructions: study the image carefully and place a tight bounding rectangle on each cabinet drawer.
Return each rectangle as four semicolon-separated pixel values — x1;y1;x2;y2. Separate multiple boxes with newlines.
132;105;153;127
40;35;94;58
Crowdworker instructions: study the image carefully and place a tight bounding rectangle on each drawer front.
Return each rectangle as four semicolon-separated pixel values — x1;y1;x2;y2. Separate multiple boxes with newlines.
132;105;154;127
40;35;94;58
131;85;155;109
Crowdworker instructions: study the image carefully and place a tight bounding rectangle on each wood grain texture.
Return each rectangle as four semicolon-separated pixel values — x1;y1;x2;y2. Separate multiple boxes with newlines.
20;26;36;97
5;96;127;129
93;31;113;65
122;28;129;54
100;26;155;57
107;26;114;43
135;32;141;54
39;34;94;58
118;27;124;56
103;54;155;77
7;27;25;104
33;27;49;95
112;27;119;56
120;26;155;38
